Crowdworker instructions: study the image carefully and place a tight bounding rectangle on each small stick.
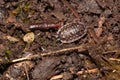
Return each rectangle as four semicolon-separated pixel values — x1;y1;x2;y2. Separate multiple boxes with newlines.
13;44;118;63
50;74;63;80
50;68;99;80
77;68;99;75
10;45;117;63
109;58;120;62
12;54;33;63
41;45;86;56
24;62;30;80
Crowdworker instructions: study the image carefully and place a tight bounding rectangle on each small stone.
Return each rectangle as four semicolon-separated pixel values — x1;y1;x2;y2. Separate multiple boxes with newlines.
23;32;35;43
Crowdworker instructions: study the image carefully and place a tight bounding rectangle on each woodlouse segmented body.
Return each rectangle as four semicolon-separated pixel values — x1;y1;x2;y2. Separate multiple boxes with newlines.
57;22;87;43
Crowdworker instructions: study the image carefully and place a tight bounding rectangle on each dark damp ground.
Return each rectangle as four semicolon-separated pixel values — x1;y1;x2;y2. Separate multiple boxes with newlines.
0;0;120;80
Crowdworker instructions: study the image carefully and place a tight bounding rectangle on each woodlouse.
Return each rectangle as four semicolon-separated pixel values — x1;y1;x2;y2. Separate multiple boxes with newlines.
57;22;87;43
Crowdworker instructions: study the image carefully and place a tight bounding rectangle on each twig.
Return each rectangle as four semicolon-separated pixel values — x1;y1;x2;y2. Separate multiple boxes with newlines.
50;74;63;80
11;45;118;63
50;68;99;80
24;62;30;80
2;45;86;65
109;58;120;62
77;68;99;75
41;45;86;56
12;45;118;63
12;54;32;63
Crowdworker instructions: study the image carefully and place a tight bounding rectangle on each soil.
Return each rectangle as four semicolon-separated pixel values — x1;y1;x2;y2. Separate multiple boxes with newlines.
0;0;120;80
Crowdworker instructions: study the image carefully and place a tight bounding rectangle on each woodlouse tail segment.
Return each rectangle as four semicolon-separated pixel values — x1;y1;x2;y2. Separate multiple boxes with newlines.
28;22;63;31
